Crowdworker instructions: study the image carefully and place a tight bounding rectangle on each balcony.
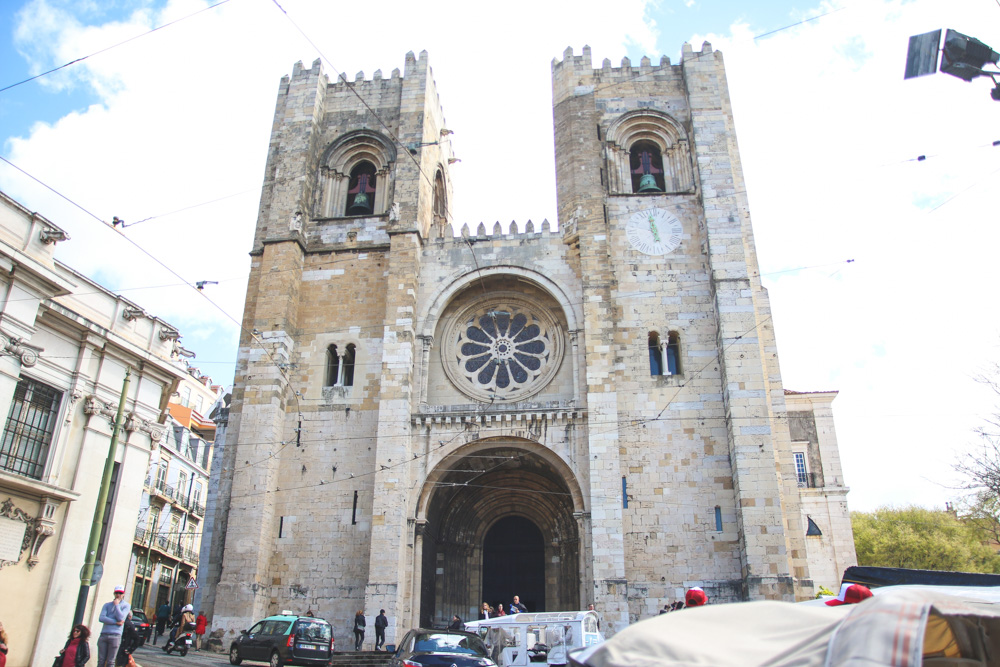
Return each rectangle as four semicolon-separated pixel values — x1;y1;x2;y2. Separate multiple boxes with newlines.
153;479;176;502
149;534;199;565
191;501;205;517
136;560;153;578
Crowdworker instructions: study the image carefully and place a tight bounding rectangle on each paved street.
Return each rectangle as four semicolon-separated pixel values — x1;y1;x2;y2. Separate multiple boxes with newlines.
132;643;232;667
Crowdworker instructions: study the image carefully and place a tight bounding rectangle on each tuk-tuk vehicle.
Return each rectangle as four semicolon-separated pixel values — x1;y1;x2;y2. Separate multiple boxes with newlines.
464;611;604;666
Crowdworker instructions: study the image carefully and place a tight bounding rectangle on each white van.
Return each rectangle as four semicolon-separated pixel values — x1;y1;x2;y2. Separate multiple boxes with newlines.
465;611;604;666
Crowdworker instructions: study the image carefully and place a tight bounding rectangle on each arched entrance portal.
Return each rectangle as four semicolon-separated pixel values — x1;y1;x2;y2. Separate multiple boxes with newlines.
417;439;582;626
483;516;545;613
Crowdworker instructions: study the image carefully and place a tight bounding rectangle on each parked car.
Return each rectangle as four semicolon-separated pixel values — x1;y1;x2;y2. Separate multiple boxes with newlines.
390;628;495;667
229;614;333;667
131;609;152;646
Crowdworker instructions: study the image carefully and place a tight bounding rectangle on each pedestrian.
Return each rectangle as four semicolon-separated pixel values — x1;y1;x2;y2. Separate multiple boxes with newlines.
96;585;130;667
306;610;315;617
448;615;463;630
195;611;207;650
478;602;491;620
684;587;708;608
587;603;600;629
495;602;506;617
115;614;138;666
154;602;170;645
57;624;91;667
374;609;387;650
0;620;8;667
509;595;527;614
353;610;366;651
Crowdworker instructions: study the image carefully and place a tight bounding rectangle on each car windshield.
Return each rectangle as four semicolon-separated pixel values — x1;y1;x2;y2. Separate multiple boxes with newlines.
294;620;332;642
413;632;488;656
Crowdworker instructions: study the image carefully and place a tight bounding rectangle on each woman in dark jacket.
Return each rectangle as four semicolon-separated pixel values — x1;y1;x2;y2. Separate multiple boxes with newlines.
353;610;366;651
57;625;91;667
116;616;139;666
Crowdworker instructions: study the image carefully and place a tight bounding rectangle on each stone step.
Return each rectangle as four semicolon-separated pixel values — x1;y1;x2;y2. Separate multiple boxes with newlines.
330;650;394;666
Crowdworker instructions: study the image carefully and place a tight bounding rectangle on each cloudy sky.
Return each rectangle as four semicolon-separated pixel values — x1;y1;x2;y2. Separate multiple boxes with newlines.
1;0;998;512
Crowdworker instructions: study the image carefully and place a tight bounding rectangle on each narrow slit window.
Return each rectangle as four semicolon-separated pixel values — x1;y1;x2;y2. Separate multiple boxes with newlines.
433;170;447;218
794;452;809;487
714;506;722;532
666;331;681;375
648;332;663;376
343;344;356;387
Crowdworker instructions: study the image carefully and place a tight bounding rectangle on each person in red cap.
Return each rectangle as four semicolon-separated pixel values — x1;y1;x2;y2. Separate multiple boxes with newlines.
684;587;708;607
825;583;873;606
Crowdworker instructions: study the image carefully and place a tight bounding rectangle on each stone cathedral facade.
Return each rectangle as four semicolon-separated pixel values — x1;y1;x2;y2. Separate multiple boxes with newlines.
202;44;856;644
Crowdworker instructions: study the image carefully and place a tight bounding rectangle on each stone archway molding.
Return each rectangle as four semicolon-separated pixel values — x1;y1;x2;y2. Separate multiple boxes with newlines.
414;436;587;519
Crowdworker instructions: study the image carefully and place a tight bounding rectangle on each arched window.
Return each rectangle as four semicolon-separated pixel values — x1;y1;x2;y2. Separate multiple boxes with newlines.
630;140;665;193
648;332;663;376
347;162;377;215
649;331;681;377
605;110;694;195
315;131;396;218
326;343;357;388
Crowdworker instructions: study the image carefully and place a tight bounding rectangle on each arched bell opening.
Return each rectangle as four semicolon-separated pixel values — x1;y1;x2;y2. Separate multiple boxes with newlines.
415;440;582;627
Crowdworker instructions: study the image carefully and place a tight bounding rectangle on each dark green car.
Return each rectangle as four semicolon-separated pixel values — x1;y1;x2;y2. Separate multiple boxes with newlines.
229;615;334;667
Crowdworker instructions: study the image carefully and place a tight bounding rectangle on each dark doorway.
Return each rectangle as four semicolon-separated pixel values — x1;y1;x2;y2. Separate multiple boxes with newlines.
483;516;545;613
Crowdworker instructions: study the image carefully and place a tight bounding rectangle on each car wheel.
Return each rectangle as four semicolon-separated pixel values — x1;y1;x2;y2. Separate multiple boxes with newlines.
229;645;243;665
270;650;284;667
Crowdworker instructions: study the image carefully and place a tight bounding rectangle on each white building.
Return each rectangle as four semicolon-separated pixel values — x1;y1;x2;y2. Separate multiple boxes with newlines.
0;190;192;667
130;370;220;617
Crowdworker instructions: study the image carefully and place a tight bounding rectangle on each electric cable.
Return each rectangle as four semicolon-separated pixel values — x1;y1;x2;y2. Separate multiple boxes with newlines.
0;0;235;94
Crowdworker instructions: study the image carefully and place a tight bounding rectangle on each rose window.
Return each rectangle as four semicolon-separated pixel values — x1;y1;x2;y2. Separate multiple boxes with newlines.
444;298;563;401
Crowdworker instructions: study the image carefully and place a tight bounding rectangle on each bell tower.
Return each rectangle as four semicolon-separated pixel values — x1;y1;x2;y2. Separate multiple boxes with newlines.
552;43;811;622
209;51;455;637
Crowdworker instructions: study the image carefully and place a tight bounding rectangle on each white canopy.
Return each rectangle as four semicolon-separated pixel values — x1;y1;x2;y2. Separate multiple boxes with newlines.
571;589;1000;666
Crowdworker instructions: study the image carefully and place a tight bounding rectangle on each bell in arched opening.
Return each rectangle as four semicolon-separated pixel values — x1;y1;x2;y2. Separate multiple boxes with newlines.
630;140;665;193
347;162;377;215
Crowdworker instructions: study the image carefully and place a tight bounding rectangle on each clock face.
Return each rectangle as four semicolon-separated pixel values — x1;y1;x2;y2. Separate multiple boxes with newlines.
626;208;683;256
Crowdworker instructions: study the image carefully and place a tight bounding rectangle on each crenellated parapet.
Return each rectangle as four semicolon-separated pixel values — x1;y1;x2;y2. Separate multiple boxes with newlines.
420;219;565;246
551;43;717;105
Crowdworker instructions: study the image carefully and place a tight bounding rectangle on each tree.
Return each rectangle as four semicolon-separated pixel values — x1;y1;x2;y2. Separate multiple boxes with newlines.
954;361;1000;542
852;506;1000;573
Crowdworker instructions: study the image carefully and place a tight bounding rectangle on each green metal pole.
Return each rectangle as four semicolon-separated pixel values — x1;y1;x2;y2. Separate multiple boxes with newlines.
74;367;131;626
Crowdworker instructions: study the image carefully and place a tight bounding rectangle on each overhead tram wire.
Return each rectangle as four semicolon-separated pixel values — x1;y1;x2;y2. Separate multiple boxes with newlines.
0;0;235;94
752;6;848;41
0;154;303;419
